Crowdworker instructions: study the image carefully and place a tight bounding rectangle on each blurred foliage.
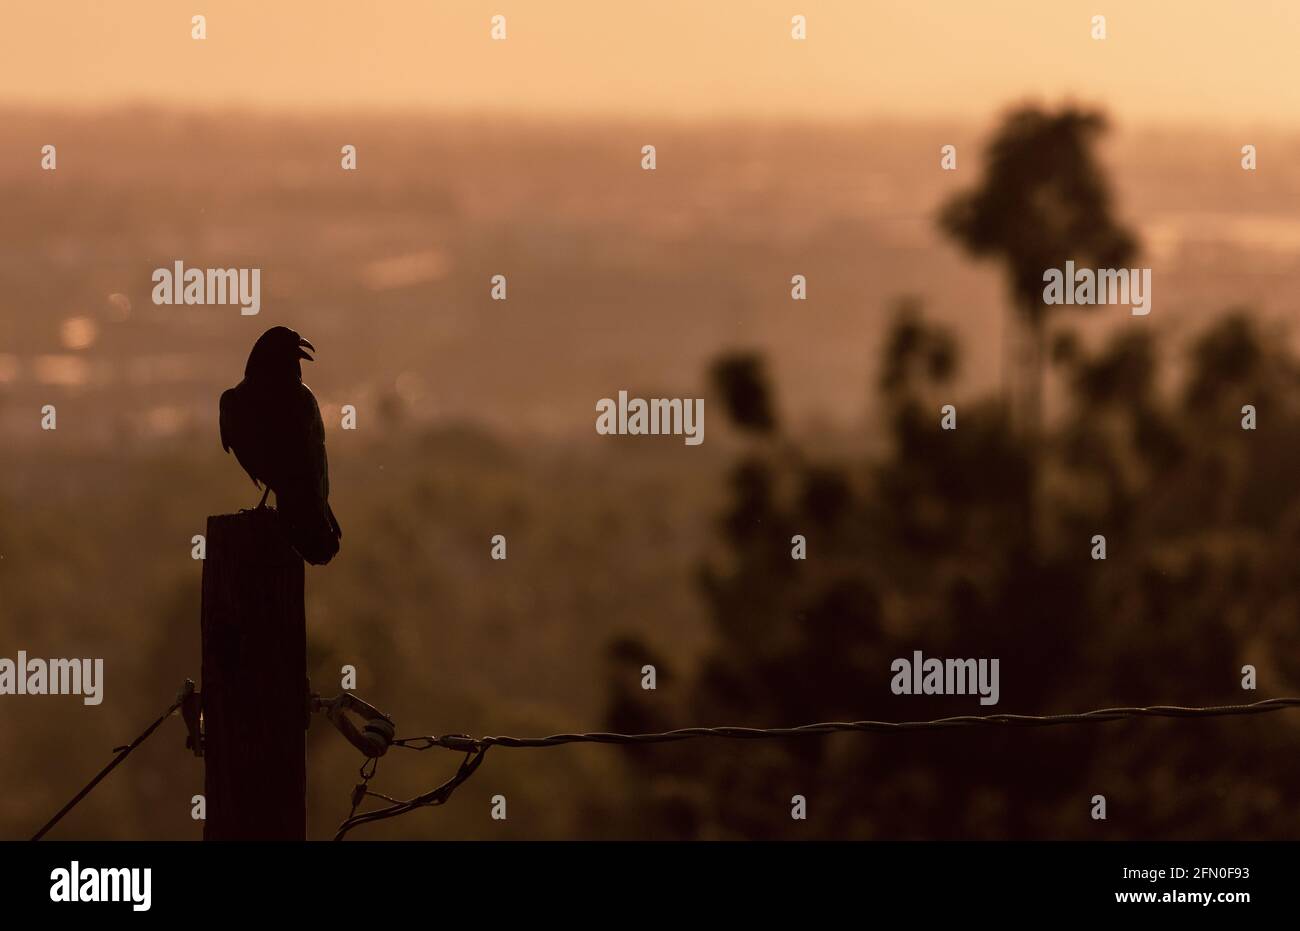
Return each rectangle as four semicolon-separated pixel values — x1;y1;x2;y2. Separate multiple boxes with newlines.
940;104;1139;433
603;303;1300;839
940;106;1137;320
0;427;722;840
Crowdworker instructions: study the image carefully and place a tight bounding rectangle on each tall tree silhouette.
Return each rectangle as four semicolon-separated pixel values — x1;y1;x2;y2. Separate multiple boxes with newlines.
601;301;1300;839
939;105;1137;436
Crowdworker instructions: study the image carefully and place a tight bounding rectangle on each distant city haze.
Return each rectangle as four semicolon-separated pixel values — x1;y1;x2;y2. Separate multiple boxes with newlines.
2;0;1298;128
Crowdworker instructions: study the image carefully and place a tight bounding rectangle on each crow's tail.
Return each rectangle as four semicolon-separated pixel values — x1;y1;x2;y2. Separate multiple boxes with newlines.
277;486;341;566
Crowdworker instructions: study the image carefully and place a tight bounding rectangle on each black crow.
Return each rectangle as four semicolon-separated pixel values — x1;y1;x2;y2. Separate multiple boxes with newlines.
220;326;342;565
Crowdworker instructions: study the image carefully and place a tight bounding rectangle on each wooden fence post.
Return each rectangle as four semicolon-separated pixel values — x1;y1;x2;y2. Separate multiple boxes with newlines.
200;509;307;840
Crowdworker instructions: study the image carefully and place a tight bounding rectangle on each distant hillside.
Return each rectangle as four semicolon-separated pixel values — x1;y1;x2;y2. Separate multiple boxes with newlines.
1;109;1299;448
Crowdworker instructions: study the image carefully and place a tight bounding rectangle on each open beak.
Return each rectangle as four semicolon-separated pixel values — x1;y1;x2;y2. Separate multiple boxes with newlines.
297;337;316;362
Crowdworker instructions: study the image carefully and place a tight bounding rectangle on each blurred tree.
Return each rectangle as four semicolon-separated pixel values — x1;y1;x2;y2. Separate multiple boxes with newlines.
939;105;1137;437
710;352;778;436
602;302;1300;839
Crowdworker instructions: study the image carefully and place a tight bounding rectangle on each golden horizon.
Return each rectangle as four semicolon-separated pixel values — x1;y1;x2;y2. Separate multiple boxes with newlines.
0;0;1296;130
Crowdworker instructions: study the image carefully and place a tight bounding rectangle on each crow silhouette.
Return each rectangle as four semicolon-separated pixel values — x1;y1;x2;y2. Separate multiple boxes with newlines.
220;326;342;565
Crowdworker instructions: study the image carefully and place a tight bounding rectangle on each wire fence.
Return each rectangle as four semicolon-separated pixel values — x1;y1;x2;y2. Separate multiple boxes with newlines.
31;690;1300;841
392;697;1300;751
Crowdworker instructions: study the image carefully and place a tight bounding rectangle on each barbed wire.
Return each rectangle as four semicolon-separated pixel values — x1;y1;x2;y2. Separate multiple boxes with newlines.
390;696;1300;753
34;690;1300;841
323;696;1300;839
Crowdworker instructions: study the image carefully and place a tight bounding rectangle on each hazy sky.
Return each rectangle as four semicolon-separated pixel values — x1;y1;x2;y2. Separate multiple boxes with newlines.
1;1;1297;127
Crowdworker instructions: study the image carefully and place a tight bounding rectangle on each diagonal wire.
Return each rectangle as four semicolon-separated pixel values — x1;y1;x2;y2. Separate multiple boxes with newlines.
31;688;190;841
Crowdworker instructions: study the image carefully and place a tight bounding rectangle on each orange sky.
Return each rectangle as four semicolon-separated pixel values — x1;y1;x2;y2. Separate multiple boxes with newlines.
1;0;1297;127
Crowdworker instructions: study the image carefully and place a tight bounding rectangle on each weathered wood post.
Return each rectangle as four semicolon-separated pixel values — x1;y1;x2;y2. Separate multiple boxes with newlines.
200;508;307;840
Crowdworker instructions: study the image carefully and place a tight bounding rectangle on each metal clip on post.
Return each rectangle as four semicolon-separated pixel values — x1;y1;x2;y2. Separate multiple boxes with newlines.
312;692;396;758
178;678;203;757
